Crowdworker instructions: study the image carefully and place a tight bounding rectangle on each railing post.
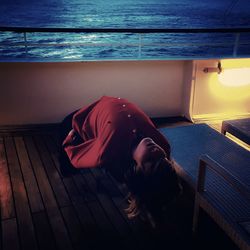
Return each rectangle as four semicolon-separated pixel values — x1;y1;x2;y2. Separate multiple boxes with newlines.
233;33;240;57
138;33;142;59
24;32;28;57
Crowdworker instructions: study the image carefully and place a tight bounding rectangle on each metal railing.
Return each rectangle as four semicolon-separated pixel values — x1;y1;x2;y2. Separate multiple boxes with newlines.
0;27;250;61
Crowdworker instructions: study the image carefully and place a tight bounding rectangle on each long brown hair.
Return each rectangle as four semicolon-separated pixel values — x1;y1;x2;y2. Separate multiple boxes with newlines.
124;158;182;225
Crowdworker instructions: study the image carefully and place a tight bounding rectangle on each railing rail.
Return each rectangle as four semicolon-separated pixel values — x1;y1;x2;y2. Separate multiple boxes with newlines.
1;27;250;33
0;27;250;61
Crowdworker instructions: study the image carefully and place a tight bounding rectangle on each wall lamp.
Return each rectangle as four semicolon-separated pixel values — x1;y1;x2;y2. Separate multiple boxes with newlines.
203;62;222;74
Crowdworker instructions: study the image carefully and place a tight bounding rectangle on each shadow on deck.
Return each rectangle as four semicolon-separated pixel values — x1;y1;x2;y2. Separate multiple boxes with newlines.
0;117;240;250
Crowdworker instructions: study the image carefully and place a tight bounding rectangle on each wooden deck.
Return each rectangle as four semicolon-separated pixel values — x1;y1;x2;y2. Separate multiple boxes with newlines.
0;118;240;250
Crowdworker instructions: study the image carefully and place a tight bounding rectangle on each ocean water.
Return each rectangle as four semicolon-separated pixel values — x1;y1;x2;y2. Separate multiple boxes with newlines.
0;0;250;60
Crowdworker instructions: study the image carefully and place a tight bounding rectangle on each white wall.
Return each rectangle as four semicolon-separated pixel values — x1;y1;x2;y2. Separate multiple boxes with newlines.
0;60;186;125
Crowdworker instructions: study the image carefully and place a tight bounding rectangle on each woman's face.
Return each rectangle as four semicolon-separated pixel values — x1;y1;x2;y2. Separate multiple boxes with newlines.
133;137;166;168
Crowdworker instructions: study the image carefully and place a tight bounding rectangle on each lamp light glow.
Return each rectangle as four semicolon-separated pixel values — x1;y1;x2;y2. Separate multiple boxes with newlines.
218;68;250;87
208;74;250;101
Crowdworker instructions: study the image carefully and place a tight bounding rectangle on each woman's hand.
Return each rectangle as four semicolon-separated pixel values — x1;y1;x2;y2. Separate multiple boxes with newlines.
63;129;76;147
68;129;75;137
67;129;83;145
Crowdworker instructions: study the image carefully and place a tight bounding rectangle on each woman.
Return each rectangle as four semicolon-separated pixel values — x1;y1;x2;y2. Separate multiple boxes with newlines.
60;96;182;227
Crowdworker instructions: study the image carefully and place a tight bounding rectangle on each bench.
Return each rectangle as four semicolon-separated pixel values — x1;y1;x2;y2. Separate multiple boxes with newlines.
159;124;250;250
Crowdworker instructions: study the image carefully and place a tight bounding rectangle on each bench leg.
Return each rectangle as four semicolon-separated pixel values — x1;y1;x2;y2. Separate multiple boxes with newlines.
221;123;226;135
221;129;226;135
192;195;200;235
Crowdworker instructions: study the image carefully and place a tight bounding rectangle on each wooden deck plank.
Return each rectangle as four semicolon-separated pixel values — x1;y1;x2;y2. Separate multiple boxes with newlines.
33;135;71;208
86;201;126;250
61;206;91;250
4;137;38;250
83;195;116;234
90;167;156;250
91;168;122;197
72;202;98;232
72;174;97;202
14;137;44;213
80;170;117;231
33;212;57;250
2;218;20;250
80;169;129;250
42;134;87;205
73;202;103;250
90;168;146;234
88;168;133;237
62;176;86;204
0;137;15;220
24;136;74;250
42;134;62;176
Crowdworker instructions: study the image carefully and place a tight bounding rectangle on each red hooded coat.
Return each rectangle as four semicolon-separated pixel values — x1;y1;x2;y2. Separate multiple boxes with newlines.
63;96;170;181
